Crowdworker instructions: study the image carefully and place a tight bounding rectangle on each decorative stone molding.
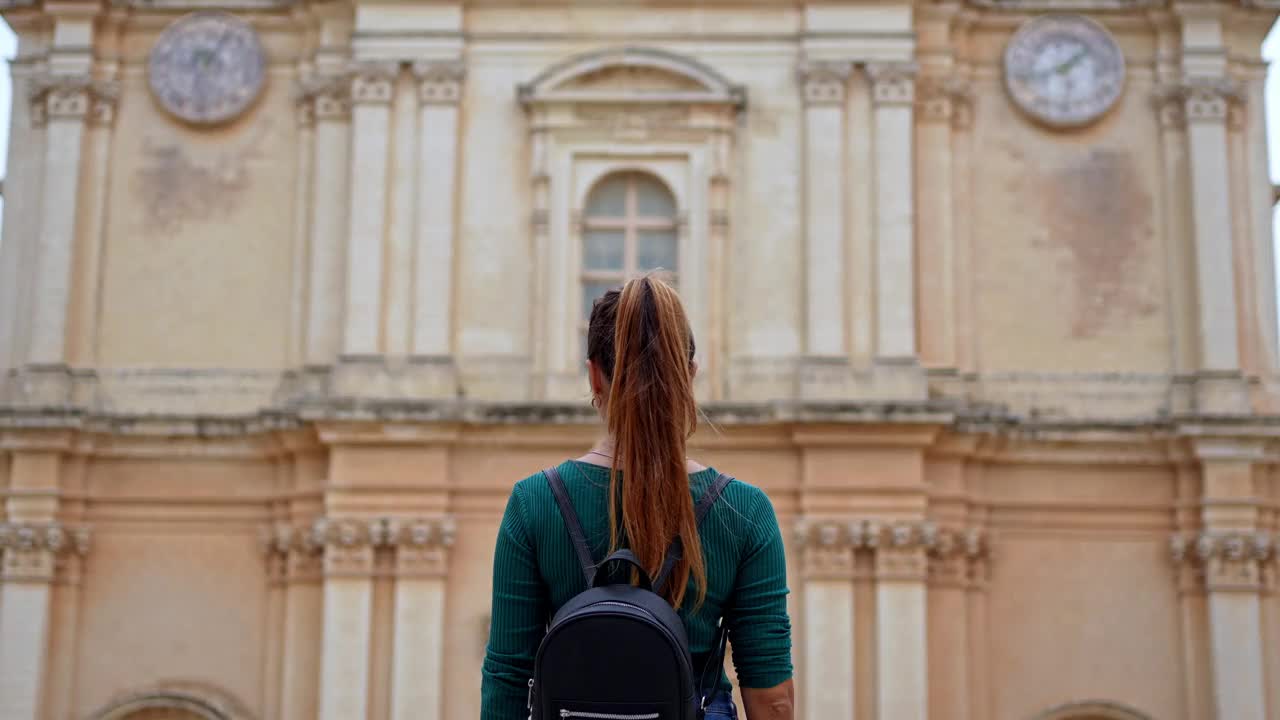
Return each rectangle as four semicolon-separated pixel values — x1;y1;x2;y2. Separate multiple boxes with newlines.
296;71;352;123
794;519;862;579
110;0;310;8
517;46;746;111
412;60;465;105
90;81;121;127
268;516;457;578
797;61;853;106
794;518;989;584
964;0;1159;8
572;105;692;140
87;679;256;720
0;522;91;583
1153;77;1245;128
1170;530;1278;593
1032;700;1155;720
27;74;119;127
300;70;353;121
916;76;973;128
349;62;398;106
389;516;457;577
865;62;918;107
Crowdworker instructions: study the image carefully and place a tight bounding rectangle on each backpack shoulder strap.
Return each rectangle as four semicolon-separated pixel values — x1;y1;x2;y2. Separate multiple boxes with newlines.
653;473;733;594
694;473;733;527
543;466;597;586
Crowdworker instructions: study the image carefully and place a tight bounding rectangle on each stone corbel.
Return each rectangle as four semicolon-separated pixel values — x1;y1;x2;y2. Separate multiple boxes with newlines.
412;60;465;106
0;522;91;583
865;62;919;107
797;60;853;106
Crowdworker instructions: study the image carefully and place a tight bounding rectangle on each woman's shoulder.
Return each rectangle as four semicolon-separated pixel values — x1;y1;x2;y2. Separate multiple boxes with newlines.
701;472;780;530
709;472;770;503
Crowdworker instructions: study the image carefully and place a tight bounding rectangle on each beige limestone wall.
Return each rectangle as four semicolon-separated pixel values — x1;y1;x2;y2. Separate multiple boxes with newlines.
966;21;1172;374
5;425;1244;717
96;26;306;369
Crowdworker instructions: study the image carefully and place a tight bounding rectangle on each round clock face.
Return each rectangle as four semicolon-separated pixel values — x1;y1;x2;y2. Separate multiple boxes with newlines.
1003;15;1126;129
148;12;266;125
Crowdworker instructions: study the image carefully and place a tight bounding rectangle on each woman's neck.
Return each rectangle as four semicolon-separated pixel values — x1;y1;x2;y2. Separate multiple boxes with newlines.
574;437;707;473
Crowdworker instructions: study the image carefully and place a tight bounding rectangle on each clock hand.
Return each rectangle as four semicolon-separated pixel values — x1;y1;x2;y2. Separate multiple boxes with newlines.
1055;50;1087;75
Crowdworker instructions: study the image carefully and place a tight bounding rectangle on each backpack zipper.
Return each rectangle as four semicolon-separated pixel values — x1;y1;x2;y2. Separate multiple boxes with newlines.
558;711;659;720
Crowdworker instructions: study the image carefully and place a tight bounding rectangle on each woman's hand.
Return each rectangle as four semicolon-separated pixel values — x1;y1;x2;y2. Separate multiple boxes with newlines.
741;678;794;720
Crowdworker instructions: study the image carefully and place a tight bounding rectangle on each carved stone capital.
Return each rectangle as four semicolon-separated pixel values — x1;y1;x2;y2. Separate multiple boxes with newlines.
926;526;990;588
797;61;853;106
28;75;119;126
389;516;457;577
865;62;918;107
796;517;989;584
90;80;121;127
917;76;973;128
281;515;457;579
412;60;465;105
0;522;91;583
296;71;352;122
348;62;398;106
1171;531;1277;593
1153;77;1245;127
794;519;863;579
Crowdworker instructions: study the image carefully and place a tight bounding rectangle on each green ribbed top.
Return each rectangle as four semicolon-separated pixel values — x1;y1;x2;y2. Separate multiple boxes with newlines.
480;460;793;720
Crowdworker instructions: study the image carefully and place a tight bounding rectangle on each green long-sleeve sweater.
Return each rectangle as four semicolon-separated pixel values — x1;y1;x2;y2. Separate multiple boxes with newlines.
480;460;793;720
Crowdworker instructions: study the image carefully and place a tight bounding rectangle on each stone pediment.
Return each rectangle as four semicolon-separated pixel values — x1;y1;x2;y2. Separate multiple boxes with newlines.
518;46;746;110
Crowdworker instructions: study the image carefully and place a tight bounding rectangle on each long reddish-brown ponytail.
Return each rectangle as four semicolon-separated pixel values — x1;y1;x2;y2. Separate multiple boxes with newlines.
586;275;703;608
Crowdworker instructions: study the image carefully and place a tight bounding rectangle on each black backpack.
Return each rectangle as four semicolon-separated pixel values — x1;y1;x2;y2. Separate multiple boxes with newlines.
527;466;733;720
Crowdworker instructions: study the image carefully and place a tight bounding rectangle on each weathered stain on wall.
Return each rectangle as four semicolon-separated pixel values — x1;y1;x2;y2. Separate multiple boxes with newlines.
133;121;268;235
1040;149;1158;339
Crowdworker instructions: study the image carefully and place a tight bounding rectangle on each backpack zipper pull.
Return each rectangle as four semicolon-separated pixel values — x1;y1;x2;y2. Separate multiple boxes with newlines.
527;679;535;713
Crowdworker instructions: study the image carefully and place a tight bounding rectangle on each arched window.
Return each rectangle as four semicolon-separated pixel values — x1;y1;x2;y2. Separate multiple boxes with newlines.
579;172;679;358
1033;700;1154;720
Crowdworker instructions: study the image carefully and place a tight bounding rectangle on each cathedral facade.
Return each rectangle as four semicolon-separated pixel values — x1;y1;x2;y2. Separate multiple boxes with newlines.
1;1;1279;718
